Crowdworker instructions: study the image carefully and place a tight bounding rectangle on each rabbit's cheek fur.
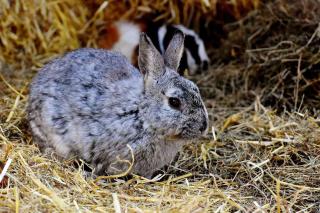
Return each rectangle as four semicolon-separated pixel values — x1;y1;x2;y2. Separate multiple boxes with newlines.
185;107;208;137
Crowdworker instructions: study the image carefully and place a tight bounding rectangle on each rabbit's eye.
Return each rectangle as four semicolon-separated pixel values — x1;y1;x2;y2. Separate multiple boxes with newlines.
168;97;181;109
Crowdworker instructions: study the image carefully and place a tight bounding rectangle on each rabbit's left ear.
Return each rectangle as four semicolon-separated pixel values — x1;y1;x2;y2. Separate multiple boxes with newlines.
164;30;185;71
138;33;165;78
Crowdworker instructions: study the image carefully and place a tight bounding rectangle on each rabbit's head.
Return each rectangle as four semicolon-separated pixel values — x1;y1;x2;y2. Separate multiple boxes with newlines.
138;31;209;139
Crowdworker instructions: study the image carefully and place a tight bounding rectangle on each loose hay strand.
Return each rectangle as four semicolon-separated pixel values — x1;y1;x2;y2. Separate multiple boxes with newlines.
0;158;12;182
276;179;281;213
112;193;122;213
14;186;19;213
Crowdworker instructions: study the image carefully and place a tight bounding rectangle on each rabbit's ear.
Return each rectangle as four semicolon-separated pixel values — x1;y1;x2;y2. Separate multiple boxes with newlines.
164;30;185;71
138;33;165;77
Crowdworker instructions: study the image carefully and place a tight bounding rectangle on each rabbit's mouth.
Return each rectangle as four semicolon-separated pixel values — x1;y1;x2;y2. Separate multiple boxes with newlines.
177;129;203;139
166;134;183;141
166;132;195;140
165;127;203;140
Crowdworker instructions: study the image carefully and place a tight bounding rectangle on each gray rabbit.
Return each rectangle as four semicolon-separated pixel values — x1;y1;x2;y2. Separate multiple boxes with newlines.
27;31;208;178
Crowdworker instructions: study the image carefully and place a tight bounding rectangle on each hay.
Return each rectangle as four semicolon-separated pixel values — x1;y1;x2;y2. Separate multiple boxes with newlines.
1;0;320;212
87;0;259;27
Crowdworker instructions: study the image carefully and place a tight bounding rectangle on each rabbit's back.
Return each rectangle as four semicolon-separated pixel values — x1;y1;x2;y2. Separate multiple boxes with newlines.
32;48;141;88
28;48;144;163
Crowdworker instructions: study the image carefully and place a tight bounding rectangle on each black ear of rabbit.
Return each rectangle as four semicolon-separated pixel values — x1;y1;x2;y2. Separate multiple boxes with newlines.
138;33;165;77
163;30;185;71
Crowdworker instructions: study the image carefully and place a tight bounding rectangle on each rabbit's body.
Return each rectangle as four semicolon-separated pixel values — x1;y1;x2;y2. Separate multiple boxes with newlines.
28;32;208;178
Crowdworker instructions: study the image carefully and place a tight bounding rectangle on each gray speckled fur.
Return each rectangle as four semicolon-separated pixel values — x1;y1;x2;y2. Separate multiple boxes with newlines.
27;31;208;178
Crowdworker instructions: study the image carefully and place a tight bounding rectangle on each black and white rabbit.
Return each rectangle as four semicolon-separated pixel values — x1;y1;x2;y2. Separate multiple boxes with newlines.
28;31;208;178
99;21;210;75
